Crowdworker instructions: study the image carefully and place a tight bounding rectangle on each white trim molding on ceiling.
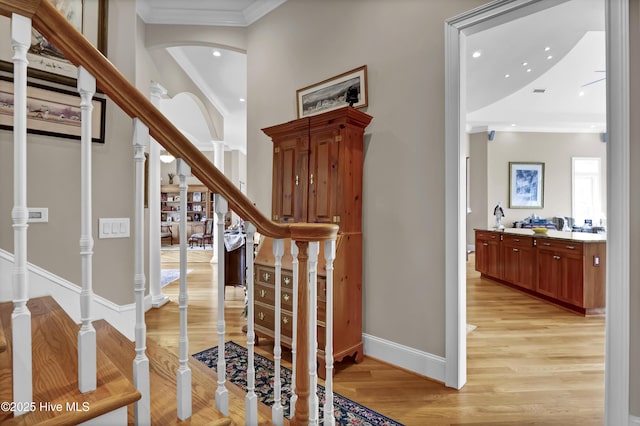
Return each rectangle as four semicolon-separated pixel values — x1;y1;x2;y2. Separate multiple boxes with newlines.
136;0;287;26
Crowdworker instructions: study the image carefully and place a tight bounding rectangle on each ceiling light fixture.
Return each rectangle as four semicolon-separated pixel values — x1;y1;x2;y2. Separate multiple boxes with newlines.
521;62;528;66
472;50;482;58
544;46;551;51
547;55;553;60
212;50;221;57
526;68;532;73
159;150;175;163
239;98;245;102
504;73;510;78
579;91;585;97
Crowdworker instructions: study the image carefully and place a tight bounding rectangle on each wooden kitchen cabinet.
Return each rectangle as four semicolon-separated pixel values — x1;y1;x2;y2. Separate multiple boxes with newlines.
258;107;372;375
475;229;605;315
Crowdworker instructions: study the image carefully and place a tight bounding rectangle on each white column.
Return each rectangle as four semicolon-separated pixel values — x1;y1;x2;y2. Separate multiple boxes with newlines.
244;222;258;424
214;194;229;415
77;66;97;393
289;242;299;419
176;159;192;420
149;82;169;307
272;239;285;425
133;119;151;426
10;13;33;417
307;242;319;426
323;239;337;426
210;141;225;263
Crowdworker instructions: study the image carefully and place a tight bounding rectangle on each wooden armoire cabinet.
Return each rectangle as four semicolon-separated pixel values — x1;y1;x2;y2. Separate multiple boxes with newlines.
256;106;372;376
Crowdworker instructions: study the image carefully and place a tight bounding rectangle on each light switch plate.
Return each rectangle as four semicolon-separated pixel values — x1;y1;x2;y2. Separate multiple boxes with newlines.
98;218;130;239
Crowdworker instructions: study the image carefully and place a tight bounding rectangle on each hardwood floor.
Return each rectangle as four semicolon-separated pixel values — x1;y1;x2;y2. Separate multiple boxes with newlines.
147;250;605;425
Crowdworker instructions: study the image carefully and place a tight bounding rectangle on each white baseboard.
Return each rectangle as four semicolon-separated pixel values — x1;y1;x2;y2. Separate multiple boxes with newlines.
630;415;640;425
363;333;446;382
0;249;150;341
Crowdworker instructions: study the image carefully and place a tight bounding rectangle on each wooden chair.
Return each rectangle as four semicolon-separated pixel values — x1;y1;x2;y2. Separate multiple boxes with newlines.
160;224;173;246
189;219;213;248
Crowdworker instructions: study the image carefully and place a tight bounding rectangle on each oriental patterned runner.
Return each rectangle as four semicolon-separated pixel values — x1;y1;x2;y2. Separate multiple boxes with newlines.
193;341;403;425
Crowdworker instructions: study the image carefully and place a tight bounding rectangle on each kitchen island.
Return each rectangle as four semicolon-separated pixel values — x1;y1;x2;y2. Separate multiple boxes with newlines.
475;228;606;315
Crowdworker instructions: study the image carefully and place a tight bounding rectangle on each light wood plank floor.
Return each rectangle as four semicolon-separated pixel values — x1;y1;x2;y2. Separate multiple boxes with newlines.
146;250;605;425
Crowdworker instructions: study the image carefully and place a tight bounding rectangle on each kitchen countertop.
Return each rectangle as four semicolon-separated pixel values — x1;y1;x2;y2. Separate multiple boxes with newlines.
475;227;606;243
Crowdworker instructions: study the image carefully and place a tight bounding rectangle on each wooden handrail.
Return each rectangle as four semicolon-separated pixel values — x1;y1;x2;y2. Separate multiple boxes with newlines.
0;0;338;241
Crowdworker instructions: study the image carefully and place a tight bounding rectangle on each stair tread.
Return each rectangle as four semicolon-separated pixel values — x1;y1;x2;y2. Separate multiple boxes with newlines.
94;319;234;425
0;296;141;425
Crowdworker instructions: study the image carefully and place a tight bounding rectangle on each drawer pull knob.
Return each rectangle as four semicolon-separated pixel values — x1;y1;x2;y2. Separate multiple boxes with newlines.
282;316;289;324
283;294;290;302
258;312;265;321
259;289;266;298
554;255;561;260
543;243;551;246
513;248;519;252
263;272;271;281
483;243;489;246
283;277;291;285
566;245;575;250
514;238;520;242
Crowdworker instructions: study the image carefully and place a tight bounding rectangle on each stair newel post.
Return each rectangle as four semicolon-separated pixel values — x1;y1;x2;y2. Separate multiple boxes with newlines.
214;194;229;415
132;118;151;426
323;238;337;426
176;159;192;420
289;242;299;419
78;66;97;393
307;241;320;426
272;238;285;425
244;221;259;425
291;240;310;426
10;13;33;416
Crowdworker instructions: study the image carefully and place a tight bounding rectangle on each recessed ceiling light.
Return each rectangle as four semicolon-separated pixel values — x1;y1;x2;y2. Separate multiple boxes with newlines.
511;123;517;127
239;98;245;102
544;46;551;51
504;73;510;78
522;62;528;66
212;50;221;57
472;50;482;58
547;55;553;60
579;91;585;96
526;68;532;73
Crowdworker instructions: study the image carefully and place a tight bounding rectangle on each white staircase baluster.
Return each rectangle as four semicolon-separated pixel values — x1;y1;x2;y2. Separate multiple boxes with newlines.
132;119;151;426
289;242;299;419
148;82;169;308
214;194;229;415
272;238;285;425
210;141;225;264
176;159;192;420
307;242;319;425
77;66;97;393
10;13;32;417
323;239;337;425
244;221;258;425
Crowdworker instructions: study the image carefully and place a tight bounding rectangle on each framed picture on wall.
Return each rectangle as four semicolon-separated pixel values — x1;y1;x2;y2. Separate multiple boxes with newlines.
296;65;368;118
509;162;545;208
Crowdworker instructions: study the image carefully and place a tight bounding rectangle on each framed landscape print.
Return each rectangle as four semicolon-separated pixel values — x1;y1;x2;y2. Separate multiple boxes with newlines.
0;76;106;143
509;162;544;208
296;65;368;118
0;0;108;86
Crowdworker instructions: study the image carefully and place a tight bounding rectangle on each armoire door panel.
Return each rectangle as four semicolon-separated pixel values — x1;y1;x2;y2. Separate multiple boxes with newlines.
309;130;339;223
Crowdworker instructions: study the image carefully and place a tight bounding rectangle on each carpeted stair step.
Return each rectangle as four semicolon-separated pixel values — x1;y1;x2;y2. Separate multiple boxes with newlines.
94;320;234;425
0;296;141;425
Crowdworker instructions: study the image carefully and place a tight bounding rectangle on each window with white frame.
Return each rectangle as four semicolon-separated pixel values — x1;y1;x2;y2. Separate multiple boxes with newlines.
572;157;603;228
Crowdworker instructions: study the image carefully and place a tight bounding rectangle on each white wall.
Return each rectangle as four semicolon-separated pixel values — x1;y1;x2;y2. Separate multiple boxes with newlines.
486;131;606;228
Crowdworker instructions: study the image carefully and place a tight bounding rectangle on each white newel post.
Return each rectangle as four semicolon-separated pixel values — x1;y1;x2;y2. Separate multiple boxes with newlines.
210;141;225;264
176;159;192;420
132;119;151;426
272;239;285;425
10;13;32;416
323;239;336;426
77;66;97;393
307;242;319;425
289;243;299;419
149;82;169;308
214;194;229;415
244;222;258;425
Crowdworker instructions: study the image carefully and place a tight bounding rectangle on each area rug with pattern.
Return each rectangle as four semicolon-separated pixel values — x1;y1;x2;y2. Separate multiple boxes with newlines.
160;269;192;287
192;341;403;425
